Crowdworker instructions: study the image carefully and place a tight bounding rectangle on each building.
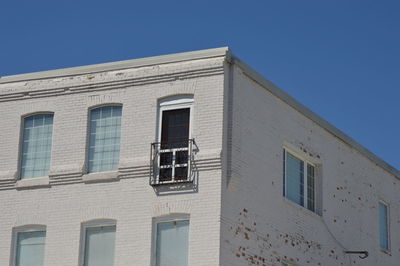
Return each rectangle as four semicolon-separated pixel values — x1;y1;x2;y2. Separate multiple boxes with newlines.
0;47;398;266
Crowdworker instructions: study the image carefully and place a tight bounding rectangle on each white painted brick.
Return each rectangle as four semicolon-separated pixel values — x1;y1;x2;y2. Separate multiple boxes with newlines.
0;51;398;266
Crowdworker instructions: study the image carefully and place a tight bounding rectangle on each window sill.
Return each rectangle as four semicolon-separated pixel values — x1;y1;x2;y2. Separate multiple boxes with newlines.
82;171;119;183
380;248;391;255
16;176;50;189
282;197;322;221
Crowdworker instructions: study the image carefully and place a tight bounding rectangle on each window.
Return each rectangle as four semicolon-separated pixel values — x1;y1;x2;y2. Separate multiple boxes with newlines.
12;226;46;266
151;96;194;185
88;106;122;173
80;221;116;266
283;149;316;212
379;201;390;251
20;114;54;179
153;215;190;266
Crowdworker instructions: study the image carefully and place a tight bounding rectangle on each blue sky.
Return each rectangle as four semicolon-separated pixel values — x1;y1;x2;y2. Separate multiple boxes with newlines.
1;0;399;170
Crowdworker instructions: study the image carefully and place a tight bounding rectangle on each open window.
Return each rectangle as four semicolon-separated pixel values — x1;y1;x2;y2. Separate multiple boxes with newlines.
150;96;195;186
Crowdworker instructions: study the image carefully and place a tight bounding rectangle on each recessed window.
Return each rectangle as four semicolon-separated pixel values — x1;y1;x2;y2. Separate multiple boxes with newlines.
80;222;116;266
88;106;122;173
379;201;390;251
151;96;194;185
283;149;316;212
20;114;54;179
12;226;46;266
153;216;190;266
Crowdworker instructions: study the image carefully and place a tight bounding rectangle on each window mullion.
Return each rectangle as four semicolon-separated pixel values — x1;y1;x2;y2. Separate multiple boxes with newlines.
172;149;176;182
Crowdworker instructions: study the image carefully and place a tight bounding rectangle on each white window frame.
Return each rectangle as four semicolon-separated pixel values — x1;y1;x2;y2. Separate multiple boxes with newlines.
378;200;390;252
155;96;194;183
86;104;123;174
151;214;190;266
78;219;117;266
10;225;47;266
157;96;194;142
283;148;316;212
19;112;54;179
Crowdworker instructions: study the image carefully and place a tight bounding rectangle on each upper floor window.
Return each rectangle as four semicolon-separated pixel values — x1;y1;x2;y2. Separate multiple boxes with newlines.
283;149;316;213
88;106;122;173
20;114;54;179
379;201;390;251
12;225;46;266
151;96;194;185
153;215;190;266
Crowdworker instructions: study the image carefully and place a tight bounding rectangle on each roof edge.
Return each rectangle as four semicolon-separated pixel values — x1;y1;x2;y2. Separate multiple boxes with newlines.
0;47;230;84
229;55;400;180
1;47;397;179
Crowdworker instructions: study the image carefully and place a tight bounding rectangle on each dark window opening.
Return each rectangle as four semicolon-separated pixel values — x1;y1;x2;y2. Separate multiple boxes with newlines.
157;108;190;182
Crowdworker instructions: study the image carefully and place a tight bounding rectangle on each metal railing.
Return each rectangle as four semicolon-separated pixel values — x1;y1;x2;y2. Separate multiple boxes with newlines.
150;139;195;186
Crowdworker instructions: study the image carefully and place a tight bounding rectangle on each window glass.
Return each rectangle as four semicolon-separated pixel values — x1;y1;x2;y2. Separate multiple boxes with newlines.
84;226;116;266
306;164;315;212
16;231;46;266
286;152;304;206
379;202;389;250
284;150;316;212
156;220;189;266
21;114;53;178
88;106;122;173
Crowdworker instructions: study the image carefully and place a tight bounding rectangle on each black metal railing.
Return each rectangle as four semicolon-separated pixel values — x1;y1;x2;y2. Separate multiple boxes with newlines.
150;139;195;186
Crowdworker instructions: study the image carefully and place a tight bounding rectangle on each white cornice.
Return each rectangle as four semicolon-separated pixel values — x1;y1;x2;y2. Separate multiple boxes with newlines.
0;47;229;84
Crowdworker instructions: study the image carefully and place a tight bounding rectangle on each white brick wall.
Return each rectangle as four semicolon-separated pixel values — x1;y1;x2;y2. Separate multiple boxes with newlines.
1;50;398;266
220;64;400;266
0;57;225;266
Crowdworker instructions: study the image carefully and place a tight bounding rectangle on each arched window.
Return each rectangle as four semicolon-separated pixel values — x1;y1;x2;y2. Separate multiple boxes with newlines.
151;96;194;184
79;219;117;266
88;106;122;173
152;214;190;266
20;114;54;179
11;225;47;266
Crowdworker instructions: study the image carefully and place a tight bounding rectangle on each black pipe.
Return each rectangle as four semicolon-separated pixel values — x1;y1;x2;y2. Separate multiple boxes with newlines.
344;251;369;259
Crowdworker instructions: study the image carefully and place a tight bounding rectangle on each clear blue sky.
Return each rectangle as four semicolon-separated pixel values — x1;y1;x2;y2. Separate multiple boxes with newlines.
1;0;399;170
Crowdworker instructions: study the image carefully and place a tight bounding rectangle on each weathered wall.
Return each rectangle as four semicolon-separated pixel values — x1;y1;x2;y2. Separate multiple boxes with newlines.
220;63;400;266
0;57;225;266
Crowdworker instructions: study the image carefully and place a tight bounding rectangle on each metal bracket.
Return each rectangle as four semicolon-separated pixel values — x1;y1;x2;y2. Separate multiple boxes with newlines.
344;250;369;259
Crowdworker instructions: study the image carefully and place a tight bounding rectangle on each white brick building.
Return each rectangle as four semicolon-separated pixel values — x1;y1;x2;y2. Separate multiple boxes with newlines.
0;47;398;266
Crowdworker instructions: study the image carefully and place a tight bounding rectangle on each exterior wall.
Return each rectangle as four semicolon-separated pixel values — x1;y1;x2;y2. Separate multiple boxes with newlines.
220;63;400;266
0;57;225;266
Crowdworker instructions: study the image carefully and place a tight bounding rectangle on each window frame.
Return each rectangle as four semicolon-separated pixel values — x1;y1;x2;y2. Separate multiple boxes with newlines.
18;112;54;179
283;148;317;213
86;104;123;174
153;96;194;184
157;96;194;143
10;225;47;266
378;200;390;253
78;219;117;266
151;214;190;266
